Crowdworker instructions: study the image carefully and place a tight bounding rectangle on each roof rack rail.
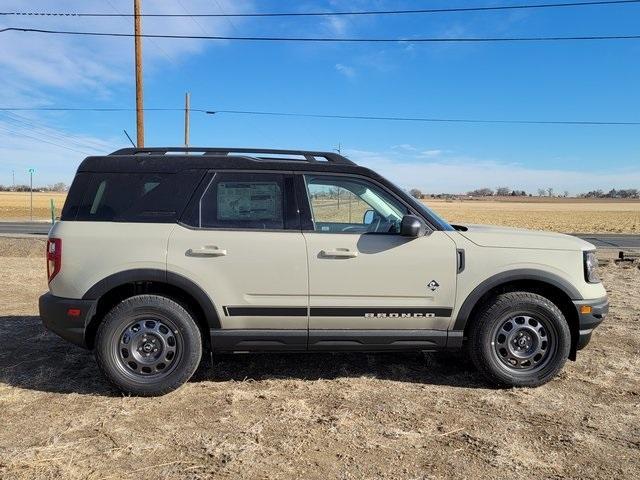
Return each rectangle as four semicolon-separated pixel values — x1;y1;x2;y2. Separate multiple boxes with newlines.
108;147;356;165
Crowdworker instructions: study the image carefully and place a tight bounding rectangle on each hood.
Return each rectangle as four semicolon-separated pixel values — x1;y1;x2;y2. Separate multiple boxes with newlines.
456;224;595;251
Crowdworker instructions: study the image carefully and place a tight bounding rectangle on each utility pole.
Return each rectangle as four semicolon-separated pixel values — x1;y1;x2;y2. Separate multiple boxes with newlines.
134;0;145;147
12;170;15;190
184;92;191;148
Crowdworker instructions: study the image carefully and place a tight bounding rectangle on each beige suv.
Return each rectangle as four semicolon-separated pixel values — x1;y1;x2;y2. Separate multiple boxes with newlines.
39;147;608;396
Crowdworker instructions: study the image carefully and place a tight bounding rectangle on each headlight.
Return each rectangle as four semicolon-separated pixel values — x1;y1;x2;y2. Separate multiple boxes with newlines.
583;251;600;283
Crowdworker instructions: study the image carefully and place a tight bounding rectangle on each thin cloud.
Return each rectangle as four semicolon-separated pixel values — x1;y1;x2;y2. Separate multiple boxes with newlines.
323;16;349;36
421;149;443;157
0;0;255;96
345;148;640;195
392;144;419;152
0;118;117;186
335;63;356;79
0;0;256;182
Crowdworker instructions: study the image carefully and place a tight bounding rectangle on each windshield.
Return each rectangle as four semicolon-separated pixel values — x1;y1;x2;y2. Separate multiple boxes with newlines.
384;179;454;231
412;199;455;231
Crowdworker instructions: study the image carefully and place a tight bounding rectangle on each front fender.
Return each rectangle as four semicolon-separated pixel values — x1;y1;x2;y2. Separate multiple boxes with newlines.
451;268;582;332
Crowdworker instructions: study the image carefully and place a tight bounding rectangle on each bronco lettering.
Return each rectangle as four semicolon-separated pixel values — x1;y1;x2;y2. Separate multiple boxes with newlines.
365;312;436;318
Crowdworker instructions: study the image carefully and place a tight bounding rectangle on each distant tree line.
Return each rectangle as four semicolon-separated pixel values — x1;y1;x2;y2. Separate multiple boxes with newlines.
409;186;640;199
578;188;639;199
466;187;529;197
0;182;67;192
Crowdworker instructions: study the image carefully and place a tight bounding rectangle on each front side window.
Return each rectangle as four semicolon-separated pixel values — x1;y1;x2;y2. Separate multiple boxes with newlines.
198;172;286;229
304;174;408;233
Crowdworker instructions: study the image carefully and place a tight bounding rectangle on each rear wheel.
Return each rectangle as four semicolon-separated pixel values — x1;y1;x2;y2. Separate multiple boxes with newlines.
95;295;202;396
467;291;570;387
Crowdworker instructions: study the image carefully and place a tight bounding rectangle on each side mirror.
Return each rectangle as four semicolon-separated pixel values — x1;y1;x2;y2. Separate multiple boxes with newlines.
363;209;375;225
400;215;424;237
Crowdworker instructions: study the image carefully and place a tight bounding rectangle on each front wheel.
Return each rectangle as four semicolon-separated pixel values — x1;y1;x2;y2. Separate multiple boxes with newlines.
467;291;571;387
95;295;202;396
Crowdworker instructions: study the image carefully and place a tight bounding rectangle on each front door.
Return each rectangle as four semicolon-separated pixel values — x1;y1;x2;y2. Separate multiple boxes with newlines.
167;171;308;351
300;173;458;350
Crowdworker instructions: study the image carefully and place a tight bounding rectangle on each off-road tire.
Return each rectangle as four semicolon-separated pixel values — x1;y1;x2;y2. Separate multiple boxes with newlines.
467;291;571;387
95;295;202;396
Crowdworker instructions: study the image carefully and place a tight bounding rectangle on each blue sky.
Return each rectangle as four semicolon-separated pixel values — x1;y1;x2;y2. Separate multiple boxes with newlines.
0;0;639;193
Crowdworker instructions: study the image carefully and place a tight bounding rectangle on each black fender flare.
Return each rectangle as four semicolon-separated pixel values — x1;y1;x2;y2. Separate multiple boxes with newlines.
82;268;221;329
452;268;582;331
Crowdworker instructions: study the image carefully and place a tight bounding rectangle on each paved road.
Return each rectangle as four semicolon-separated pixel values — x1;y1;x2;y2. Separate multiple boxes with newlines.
0;222;638;249
573;233;640;249
0;222;52;235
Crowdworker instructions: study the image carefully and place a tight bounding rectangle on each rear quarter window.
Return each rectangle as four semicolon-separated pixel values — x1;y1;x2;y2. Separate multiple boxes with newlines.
60;172;90;220
66;170;205;222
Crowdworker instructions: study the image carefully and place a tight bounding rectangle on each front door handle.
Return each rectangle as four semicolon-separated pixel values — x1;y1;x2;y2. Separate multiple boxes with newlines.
186;246;227;257
320;248;358;258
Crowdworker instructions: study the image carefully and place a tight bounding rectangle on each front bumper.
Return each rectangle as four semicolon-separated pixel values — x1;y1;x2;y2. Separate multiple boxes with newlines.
39;293;97;348
573;295;608;350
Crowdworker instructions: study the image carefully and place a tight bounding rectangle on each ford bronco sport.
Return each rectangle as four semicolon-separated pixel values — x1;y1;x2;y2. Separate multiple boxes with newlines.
39;147;608;396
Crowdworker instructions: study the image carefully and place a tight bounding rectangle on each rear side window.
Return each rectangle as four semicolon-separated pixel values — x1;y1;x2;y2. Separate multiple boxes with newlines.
60;172;90;220
198;172;286;229
69;170;204;222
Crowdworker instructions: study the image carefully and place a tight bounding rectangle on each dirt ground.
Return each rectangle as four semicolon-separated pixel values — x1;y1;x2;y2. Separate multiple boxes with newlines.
0;237;638;479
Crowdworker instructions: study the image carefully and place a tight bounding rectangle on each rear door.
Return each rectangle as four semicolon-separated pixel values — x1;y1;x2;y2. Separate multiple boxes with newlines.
167;171;308;351
299;173;458;350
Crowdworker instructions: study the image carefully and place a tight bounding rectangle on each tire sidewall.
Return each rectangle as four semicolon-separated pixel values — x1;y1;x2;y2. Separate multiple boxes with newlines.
95;295;202;396
471;293;571;387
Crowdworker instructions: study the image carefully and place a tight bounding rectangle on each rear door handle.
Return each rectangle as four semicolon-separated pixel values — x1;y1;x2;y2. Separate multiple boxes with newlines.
186;246;227;257
320;248;358;258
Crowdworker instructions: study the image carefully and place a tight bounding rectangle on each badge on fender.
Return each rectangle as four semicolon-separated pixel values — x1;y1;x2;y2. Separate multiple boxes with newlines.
427;280;440;292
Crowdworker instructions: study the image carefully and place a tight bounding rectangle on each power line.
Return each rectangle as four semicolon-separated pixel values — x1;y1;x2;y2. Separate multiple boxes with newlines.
104;0;179;66
0;106;636;125
176;0;213;36
211;0;242;35
2;1;639;18
5;111;109;150
0;125;93;155
205;109;640;125
0;111;109;152
1;27;639;43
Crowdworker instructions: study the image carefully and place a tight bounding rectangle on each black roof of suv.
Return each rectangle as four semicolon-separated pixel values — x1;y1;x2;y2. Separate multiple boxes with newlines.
68;147;451;230
79;147;374;175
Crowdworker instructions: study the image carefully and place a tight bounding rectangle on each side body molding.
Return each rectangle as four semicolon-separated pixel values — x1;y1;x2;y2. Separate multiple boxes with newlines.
452;268;583;331
82;268;221;329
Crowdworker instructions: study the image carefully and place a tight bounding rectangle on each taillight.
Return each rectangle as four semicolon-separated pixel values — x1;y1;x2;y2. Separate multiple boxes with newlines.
47;238;62;283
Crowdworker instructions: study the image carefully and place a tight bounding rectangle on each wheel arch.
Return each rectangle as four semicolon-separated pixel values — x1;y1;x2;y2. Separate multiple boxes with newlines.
82;269;220;349
453;269;581;360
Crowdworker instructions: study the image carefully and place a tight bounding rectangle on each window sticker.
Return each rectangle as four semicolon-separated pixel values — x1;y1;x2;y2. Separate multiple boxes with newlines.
217;182;279;220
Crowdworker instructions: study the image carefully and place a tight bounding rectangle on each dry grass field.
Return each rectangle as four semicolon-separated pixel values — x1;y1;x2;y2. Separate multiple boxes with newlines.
427;198;640;233
290;196;640;234
0;192;67;220
0;237;638;479
0;192;639;234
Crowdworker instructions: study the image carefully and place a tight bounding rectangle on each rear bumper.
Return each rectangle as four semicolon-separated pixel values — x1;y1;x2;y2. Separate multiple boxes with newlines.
573;295;608;350
39;293;96;349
